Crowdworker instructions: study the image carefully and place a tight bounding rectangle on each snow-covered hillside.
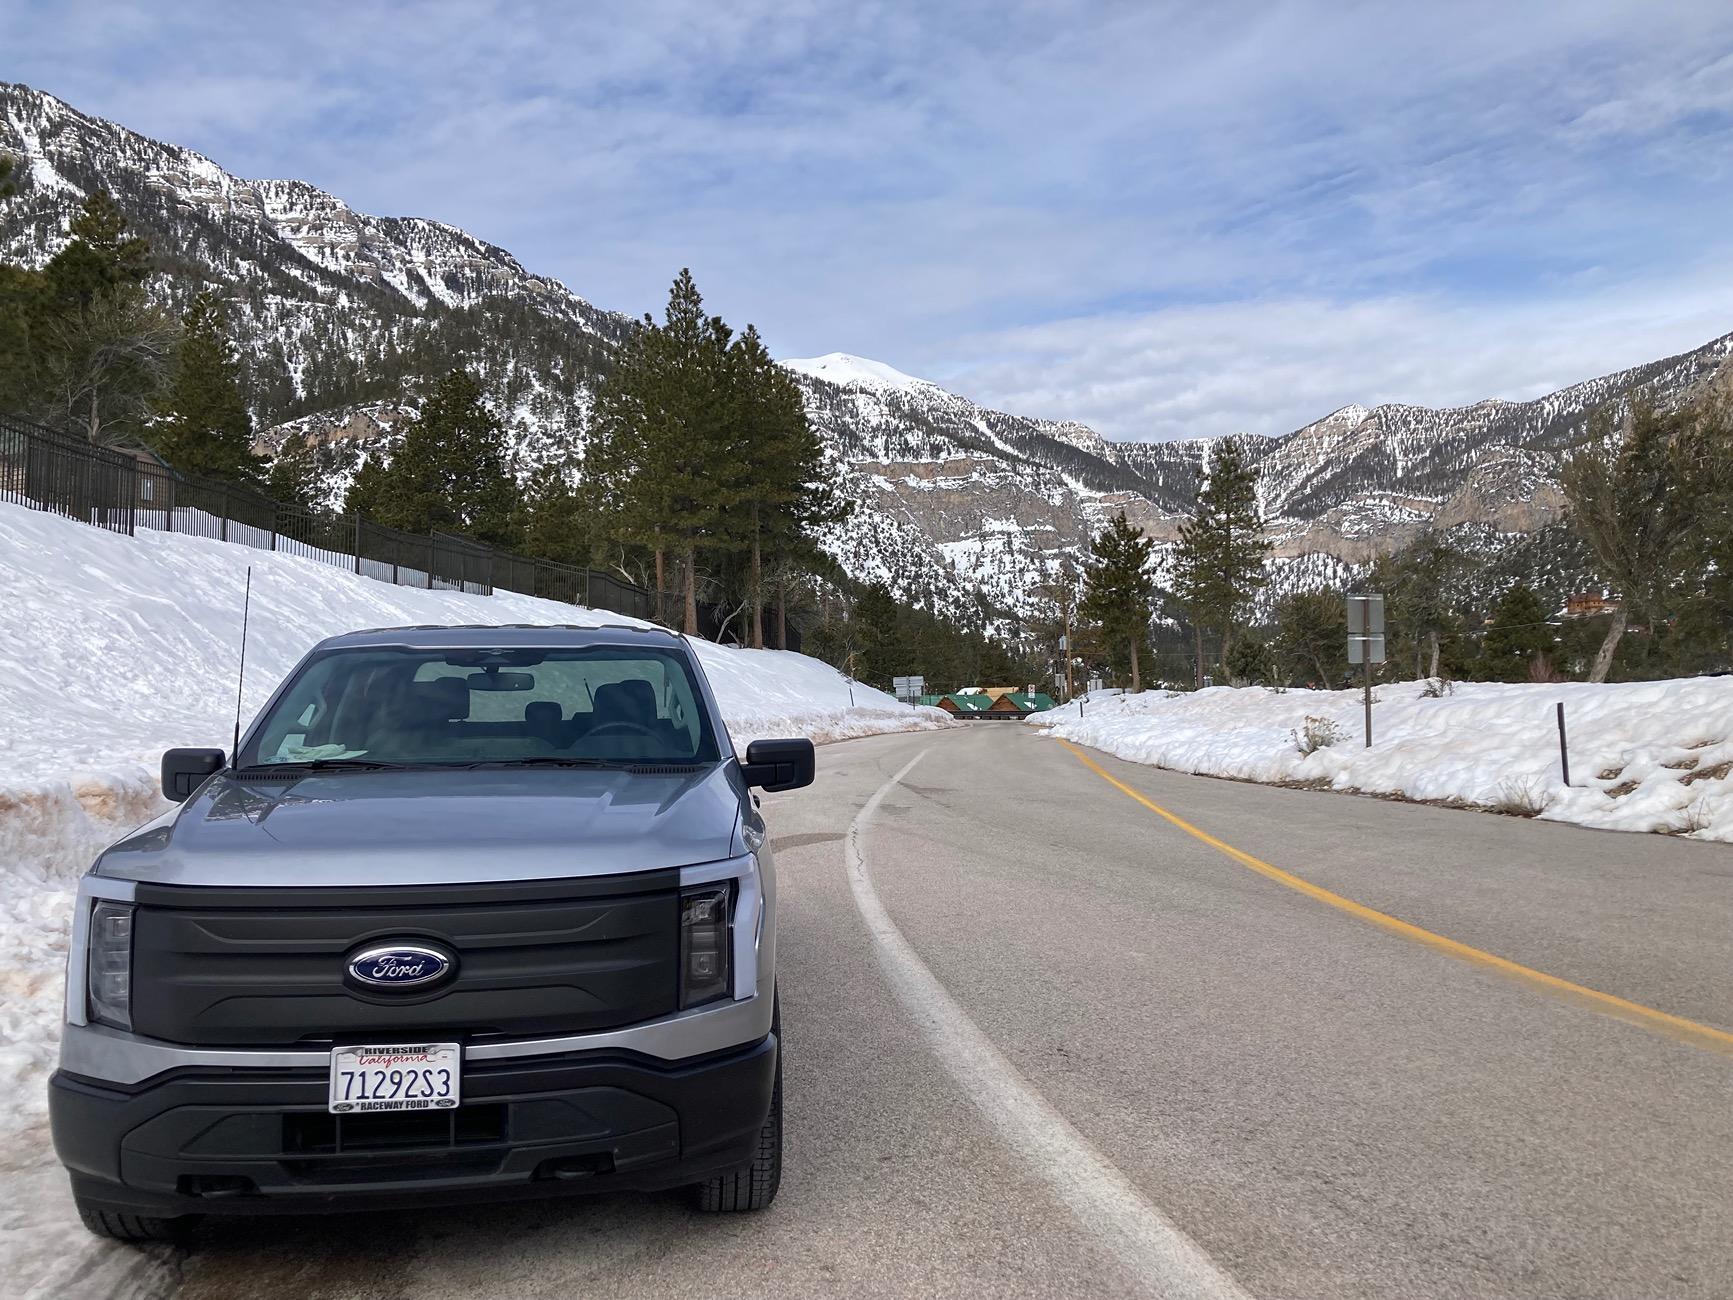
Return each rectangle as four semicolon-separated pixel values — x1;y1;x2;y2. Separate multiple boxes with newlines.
0;500;948;1296
1028;681;1733;842
783;352;932;392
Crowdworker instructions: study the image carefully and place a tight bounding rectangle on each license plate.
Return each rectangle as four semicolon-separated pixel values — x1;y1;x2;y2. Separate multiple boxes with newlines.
328;1042;461;1114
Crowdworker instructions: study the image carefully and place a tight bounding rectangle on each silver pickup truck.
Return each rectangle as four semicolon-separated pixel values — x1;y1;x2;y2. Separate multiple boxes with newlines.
51;623;813;1241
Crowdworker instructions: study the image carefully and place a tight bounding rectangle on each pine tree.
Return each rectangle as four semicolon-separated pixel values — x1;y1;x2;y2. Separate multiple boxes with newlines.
728;325;848;647
587;270;750;633
1171;437;1271;682
1225;635;1273;686
1274;590;1347;686
1079;512;1157;691
22;190;171;445
151;291;261;485
265;431;324;513
518;460;595;567
1481;583;1557;681
42;190;153;310
347;369;519;544
852;582;910;686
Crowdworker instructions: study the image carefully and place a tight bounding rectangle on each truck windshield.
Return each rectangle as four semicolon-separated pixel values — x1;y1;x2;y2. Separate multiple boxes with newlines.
238;645;722;769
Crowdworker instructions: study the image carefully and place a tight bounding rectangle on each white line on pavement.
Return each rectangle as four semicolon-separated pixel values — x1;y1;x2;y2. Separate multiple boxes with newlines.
844;749;1249;1300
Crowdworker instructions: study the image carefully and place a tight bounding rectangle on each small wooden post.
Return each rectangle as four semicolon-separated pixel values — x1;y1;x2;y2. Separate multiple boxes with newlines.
1557;701;1571;787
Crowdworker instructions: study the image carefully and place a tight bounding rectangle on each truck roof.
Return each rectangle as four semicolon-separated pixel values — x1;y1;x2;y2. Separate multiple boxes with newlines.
314;623;681;651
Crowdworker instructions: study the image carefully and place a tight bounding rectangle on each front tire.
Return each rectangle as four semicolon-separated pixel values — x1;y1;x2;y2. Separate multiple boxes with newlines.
694;997;782;1212
75;1199;187;1243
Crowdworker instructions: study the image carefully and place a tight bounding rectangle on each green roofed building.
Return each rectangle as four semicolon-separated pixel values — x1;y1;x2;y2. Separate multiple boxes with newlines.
988;692;1058;717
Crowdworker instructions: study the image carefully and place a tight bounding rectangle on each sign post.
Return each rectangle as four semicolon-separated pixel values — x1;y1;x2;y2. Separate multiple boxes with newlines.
892;675;926;707
1346;593;1386;748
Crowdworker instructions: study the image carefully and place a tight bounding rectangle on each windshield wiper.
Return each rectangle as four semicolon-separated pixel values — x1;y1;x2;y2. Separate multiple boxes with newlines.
238;758;419;774
457;756;629;770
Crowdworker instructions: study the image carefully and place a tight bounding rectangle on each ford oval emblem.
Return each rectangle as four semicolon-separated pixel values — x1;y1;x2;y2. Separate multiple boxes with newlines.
346;943;455;990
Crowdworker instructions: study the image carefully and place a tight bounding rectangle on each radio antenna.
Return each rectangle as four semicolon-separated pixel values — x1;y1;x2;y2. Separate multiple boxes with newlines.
232;566;253;761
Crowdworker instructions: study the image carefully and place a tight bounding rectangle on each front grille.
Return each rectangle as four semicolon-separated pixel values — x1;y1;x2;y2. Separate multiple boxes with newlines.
129;872;681;1046
284;1104;507;1154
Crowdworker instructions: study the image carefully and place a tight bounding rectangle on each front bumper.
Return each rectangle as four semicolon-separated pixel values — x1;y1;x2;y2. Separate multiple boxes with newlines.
51;1034;776;1219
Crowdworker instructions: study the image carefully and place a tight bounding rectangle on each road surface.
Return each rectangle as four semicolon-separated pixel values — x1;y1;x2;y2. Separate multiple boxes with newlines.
170;724;1733;1299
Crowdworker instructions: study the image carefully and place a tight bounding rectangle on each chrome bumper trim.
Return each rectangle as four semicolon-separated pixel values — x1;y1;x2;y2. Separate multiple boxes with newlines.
58;992;773;1087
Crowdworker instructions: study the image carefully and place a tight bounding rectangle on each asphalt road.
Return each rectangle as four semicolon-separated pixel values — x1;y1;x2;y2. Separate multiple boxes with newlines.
172;724;1733;1300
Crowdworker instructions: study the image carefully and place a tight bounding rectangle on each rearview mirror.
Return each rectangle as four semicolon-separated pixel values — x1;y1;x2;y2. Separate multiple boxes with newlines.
467;670;535;692
740;738;815;792
162;748;226;802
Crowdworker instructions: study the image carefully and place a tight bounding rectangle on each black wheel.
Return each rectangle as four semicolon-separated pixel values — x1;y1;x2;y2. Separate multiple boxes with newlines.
695;996;782;1212
75;1199;186;1243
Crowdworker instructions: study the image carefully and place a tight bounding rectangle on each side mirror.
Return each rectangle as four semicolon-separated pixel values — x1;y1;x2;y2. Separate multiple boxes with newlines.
162;748;226;802
740;738;815;792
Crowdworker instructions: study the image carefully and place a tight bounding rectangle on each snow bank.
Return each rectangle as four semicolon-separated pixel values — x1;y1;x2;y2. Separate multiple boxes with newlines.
0;500;945;1286
1028;679;1733;842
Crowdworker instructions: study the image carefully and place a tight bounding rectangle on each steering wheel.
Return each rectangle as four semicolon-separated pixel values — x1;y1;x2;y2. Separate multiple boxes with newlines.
586;720;658;739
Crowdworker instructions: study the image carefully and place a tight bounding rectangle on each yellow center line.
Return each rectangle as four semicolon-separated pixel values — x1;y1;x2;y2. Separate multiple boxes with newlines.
1056;738;1733;1060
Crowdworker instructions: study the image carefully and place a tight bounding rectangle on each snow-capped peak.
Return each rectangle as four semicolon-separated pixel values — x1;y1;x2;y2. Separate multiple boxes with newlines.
782;352;929;392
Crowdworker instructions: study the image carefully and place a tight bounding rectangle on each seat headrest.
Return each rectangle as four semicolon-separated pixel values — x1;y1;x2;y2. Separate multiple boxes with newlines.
594;679;657;722
524;700;563;727
620;679;657;715
404;676;470;723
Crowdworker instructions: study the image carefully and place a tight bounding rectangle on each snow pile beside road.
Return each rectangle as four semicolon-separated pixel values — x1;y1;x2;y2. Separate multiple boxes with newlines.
0;501;945;795
0;499;944;1286
1028;679;1733;842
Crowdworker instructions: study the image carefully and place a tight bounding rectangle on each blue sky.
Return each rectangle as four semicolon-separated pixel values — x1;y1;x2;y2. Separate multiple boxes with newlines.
6;1;1733;440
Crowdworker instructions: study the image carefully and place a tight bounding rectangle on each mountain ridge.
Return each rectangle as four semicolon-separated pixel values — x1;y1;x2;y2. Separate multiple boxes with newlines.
3;80;1729;623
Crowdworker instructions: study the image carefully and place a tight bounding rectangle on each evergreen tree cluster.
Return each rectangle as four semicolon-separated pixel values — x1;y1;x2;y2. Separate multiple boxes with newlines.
582;270;847;642
801;580;1041;695
0;185;264;477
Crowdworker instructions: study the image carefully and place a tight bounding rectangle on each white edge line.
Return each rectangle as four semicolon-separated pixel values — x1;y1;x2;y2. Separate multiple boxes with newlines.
845;750;1250;1300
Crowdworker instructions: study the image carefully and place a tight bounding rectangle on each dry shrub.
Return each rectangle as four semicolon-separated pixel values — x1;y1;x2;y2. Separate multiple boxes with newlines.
1674;799;1714;835
1292;716;1345;756
1493;776;1548;817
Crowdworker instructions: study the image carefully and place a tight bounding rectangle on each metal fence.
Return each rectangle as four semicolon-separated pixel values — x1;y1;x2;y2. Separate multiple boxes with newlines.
0;412;657;623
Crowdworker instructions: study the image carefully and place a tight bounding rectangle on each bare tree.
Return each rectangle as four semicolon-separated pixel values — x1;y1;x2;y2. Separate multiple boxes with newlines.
41;291;175;447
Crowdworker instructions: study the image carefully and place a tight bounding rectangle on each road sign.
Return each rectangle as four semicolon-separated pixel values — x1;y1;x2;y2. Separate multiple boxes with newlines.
1346;594;1386;665
892;675;925;704
1346;593;1384;747
1346;635;1385;665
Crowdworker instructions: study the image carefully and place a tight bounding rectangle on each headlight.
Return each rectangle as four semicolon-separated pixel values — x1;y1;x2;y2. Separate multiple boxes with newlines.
679;882;732;1008
88;900;134;1031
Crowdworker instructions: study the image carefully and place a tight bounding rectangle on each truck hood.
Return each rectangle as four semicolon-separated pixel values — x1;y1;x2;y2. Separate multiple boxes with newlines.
96;763;746;887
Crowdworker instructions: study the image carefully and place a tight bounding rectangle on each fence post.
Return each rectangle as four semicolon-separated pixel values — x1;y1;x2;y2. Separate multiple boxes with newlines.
220;485;230;543
353;514;362;575
1557;701;1571;787
270;506;278;551
122;456;136;535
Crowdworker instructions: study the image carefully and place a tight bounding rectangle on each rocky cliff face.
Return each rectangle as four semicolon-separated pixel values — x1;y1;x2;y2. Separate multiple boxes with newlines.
3;81;1728;625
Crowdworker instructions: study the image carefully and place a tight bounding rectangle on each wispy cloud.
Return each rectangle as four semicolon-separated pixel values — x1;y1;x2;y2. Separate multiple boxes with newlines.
6;0;1733;437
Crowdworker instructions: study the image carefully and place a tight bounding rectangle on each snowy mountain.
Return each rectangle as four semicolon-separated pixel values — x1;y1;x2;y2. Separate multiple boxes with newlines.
3;81;1729;626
